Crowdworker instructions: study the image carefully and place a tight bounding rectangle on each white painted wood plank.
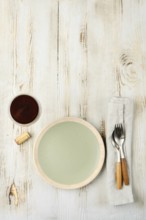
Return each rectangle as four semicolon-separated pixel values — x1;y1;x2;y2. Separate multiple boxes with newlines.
26;1;59;220
48;1;90;220
0;0;30;219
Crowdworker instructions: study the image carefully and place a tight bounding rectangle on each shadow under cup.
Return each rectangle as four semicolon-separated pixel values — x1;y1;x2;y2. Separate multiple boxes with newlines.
10;94;39;125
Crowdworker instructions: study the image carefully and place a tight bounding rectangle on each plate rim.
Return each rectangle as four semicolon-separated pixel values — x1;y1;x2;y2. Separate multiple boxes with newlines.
34;117;105;189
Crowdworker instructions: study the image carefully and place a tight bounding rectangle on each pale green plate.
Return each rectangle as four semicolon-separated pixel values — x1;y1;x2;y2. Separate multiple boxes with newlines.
34;118;105;189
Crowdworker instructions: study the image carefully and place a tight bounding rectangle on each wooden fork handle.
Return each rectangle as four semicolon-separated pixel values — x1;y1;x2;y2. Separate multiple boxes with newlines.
116;162;122;189
121;158;129;185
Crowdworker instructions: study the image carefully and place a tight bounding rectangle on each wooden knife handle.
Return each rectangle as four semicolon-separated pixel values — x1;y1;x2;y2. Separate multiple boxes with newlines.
116;162;122;189
121;158;129;185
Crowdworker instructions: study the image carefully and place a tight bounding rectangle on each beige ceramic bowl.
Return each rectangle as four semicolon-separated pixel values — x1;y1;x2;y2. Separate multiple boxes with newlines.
34;117;105;189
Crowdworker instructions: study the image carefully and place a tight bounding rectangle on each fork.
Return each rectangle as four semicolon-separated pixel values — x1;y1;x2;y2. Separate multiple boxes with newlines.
114;124;129;185
111;132;122;189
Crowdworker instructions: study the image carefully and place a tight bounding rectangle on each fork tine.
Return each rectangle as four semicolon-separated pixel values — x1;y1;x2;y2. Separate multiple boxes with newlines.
115;124;119;131
118;123;125;136
117;124;122;131
118;125;120;129
114;125;120;137
117;123;122;128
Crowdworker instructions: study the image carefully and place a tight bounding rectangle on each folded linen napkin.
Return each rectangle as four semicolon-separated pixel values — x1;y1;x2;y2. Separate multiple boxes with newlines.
106;97;134;205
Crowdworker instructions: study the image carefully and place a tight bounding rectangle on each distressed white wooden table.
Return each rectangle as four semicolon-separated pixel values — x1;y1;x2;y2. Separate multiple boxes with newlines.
0;0;146;219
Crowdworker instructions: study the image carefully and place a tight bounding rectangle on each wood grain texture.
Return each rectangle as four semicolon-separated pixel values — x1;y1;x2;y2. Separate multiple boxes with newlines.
116;162;122;190
0;0;146;219
121;158;129;185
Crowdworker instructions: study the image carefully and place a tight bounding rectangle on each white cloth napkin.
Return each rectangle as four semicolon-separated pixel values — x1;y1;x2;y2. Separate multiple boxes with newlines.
106;97;134;205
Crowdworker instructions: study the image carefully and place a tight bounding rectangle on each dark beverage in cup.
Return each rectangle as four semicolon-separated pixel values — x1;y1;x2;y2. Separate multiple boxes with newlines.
10;94;39;125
